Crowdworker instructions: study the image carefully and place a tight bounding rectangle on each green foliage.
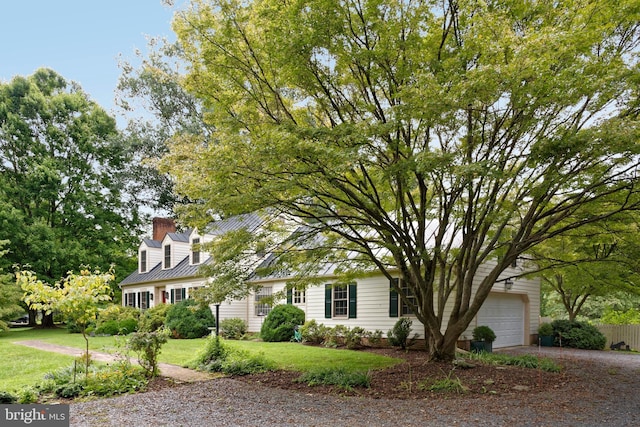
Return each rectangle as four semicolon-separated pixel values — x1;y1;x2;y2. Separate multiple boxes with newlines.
260;304;305;342
299;320;329;344
220;317;248;339
165;299;215;339
388;318;418;350
0;241;24;331
295;367;371;391
600;308;640;325
164;0;640;362
16;387;38;404
0;69;146;295
551;319;607;350
191;335;276;376
465;352;561;373
538;322;554;336
0;390;17;403
472;326;497;343
127;328;171;378
138;303;170;332
40;362;148;399
418;370;466;394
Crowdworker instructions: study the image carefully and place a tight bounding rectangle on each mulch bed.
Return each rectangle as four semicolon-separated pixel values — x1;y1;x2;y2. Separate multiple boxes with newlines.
233;346;576;400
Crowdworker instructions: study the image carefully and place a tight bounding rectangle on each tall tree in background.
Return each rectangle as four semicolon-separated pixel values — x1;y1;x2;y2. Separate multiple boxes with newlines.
163;0;640;360
533;212;640;321
0;69;144;322
0;240;23;331
116;37;214;217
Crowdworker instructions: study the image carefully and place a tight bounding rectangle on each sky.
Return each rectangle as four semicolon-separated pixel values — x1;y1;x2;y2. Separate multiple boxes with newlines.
0;0;184;127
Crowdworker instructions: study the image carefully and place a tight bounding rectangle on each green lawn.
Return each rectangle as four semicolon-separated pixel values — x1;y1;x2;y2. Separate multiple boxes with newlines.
0;327;401;392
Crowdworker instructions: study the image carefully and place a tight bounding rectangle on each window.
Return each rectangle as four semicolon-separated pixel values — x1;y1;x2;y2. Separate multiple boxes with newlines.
139;291;150;310
333;285;348;317
293;288;305;304
191;238;200;264
325;283;357;319
171;288;185;304
140;250;147;273
255;287;272;317
125;293;136;307
164;245;171;268
390;279;416;317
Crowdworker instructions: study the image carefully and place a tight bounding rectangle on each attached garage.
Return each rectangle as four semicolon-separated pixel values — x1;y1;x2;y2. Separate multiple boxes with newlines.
477;293;526;348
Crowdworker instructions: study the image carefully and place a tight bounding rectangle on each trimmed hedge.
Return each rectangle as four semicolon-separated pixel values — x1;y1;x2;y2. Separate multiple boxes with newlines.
165;299;215;339
260;304;305;342
550;319;606;350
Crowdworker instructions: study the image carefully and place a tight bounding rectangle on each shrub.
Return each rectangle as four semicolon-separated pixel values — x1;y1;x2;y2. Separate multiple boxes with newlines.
220;317;248;339
17;387;38;404
165;299;215;339
472;326;496;343
138;303;170;332
127;328;171;377
94;320;120;335
344;326;368;349
191;335;276;375
550;319;606;350
299;319;329;344
0;391;17;403
93;305;140;335
260;304;305;342
388;318;418;350
324;324;349;347
538;322;554;336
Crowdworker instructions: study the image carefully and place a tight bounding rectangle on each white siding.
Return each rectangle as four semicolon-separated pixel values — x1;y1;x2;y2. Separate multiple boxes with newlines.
139;243;162;272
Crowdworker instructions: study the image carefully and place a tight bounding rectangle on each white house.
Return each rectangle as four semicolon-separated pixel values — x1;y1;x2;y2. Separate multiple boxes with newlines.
120;216;540;348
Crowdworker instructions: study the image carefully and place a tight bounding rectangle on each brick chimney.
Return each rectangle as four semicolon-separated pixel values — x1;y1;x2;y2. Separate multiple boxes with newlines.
152;217;176;241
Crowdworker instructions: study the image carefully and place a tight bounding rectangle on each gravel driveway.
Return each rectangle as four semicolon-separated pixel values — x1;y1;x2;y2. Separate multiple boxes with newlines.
70;346;640;427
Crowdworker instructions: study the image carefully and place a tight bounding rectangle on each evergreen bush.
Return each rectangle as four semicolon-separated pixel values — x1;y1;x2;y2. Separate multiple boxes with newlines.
550;319;606;350
165;299;215;339
387;318;418;350
260;304;305;342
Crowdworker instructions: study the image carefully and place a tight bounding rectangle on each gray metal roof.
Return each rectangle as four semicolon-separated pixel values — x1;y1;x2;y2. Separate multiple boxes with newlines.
206;212;265;236
120;214;267;288
119;255;210;286
142;239;162;248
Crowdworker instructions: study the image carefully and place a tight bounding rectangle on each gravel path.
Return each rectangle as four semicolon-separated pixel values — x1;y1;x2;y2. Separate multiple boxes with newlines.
69;346;640;427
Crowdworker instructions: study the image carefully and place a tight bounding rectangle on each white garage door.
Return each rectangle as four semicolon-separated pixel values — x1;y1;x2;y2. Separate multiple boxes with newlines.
477;293;524;348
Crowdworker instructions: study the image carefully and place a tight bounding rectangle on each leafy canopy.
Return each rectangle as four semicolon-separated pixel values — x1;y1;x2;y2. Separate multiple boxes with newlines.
163;0;640;360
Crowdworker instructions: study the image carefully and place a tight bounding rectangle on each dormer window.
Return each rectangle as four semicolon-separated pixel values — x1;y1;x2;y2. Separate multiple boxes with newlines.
140;250;147;273
192;238;200;264
164;244;171;269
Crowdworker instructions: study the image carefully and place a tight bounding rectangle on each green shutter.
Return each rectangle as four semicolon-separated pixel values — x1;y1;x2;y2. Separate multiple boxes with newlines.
170;289;174;304
348;283;357;319
146;292;150;309
324;284;332;318
137;292;141;308
389;289;399;318
287;288;292;304
181;288;186;300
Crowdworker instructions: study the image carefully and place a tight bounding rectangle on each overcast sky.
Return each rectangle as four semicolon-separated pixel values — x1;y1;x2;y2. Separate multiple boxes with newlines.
1;0;184;127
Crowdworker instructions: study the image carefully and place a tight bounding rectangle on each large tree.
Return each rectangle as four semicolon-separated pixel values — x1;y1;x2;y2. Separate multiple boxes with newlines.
533;213;640;321
0;240;23;331
115;37;215;217
0;69;144;317
163;0;640;360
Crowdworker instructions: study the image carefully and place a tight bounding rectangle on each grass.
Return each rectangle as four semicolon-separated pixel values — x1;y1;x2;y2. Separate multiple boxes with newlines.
0;327;401;392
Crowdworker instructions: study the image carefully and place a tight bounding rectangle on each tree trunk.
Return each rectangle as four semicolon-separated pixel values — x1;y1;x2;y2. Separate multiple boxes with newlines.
39;312;55;328
425;325;458;361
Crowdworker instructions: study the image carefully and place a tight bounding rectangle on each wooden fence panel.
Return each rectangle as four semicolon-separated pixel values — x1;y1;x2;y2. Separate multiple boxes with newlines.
595;324;640;351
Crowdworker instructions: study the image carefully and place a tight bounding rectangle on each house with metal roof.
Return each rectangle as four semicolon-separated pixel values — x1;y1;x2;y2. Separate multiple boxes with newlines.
120;214;541;349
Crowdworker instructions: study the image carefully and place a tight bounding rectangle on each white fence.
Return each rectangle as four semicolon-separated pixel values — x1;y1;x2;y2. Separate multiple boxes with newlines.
595;324;640;351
